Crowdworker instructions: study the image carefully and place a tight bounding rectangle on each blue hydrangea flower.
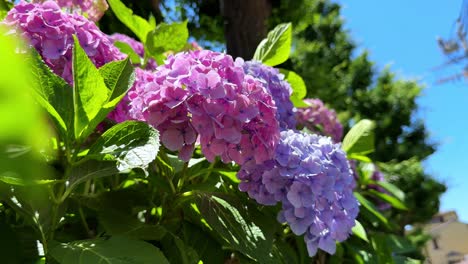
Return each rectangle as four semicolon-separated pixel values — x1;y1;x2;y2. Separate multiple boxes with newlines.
237;130;359;256
241;60;296;130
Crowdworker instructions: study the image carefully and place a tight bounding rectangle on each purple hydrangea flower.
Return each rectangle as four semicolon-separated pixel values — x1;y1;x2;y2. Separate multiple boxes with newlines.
2;1;125;84
238;130;359;256
111;50;280;163
296;98;343;142
108;33;157;71
32;0;108;22
241;60;296;129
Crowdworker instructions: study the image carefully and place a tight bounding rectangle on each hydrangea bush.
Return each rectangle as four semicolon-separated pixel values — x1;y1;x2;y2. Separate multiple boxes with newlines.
0;1;412;263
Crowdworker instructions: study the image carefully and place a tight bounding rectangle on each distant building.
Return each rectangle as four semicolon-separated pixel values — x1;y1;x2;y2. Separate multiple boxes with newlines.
423;211;468;264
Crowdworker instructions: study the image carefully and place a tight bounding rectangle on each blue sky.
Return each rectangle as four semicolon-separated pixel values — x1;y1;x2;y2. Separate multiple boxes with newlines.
338;1;468;222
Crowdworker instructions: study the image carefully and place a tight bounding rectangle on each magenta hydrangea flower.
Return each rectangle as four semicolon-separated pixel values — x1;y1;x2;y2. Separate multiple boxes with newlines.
2;1;124;84
296;98;343;142
237;130;359;256
111;50;280;163
32;0;108;22
242;60;296;130
108;33;157;71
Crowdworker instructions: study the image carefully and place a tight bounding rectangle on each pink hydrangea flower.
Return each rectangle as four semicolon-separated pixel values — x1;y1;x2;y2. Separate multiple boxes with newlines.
296;98;343;142
32;0;108;22
111;50;280;163
2;1;124;84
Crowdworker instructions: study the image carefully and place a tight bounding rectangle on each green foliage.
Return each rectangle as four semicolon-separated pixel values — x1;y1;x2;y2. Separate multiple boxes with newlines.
195;194;277;263
279;69;308;107
146;21;189;64
380;159;447;228
0;0;13;20
72;36;111;141
107;0;154;42
49;236;169;264
342;119;375;155
30;49;74;140
352;220;369;242
88;121;160;172
112;41;143;66
253;23;292;66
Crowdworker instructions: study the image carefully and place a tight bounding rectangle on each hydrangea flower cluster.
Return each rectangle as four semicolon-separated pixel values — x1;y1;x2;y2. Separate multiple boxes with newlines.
108;33;157;71
2;1;125;84
237;130;359;256
32;0;108;22
296;98;343;142
111;50;280;163
242;61;296;130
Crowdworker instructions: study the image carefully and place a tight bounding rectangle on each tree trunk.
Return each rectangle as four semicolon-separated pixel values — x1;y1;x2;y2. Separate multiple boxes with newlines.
221;0;271;59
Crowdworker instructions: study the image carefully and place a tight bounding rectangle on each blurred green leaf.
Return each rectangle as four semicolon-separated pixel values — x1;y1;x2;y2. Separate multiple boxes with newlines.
343;119;375;155
0;0;12;20
49;236;169;264
352;220;369;242
354;192;389;227
373;180;405;201
348;153;372;163
368;189;408;210
0;174;57;186
253;23;292;66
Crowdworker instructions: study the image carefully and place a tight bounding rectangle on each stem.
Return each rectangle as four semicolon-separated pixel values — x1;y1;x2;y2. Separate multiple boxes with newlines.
177;162;189;190
166;175;177;194
78;206;91;237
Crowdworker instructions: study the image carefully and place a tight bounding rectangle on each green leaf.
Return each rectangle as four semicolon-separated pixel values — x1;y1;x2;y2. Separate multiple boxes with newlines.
114;41;142;65
107;0;154;42
196;194;276;263
373;181;405;201
253;23;292;66
98;58;135;106
30;49;74;138
160;232;199;264
279;69;308;107
72;36;109;141
368;189;408;210
348;153;372;163
354;192;389;227
65;160;119;198
49;236;169;264
88;121;160;172
352;220;369;242
0;31;53;190
181;222;226;264
146;21;189;64
342;119;375;155
0;1;13;20
0;174;57;186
